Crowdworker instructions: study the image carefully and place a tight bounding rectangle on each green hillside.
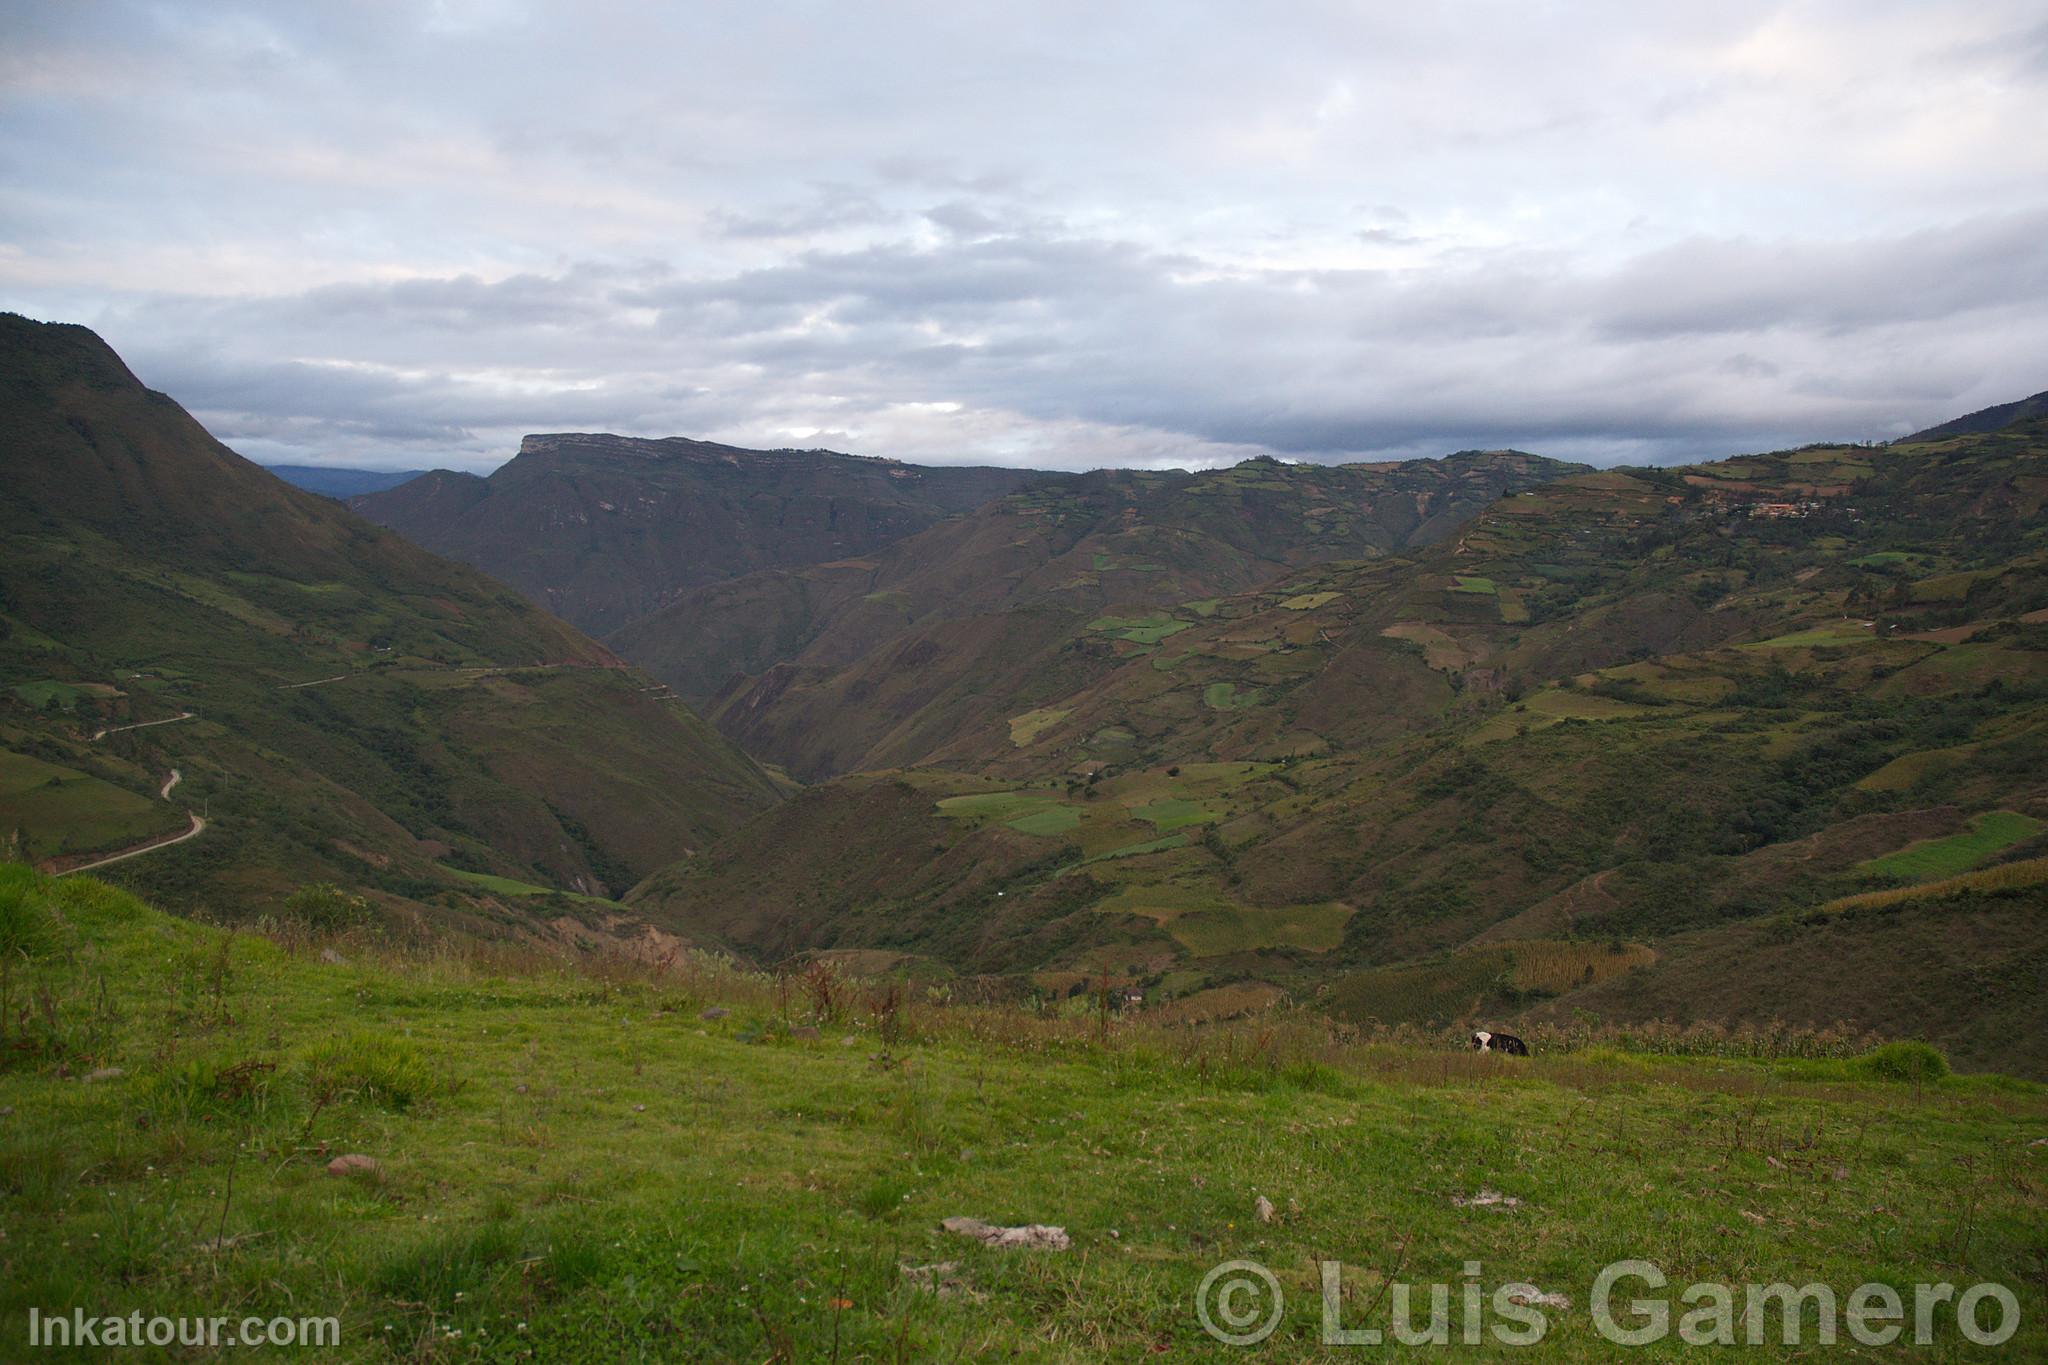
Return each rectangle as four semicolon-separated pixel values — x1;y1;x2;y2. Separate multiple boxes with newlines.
632;416;2048;1065
0;316;780;922
615;451;1585;777
3;866;2041;1360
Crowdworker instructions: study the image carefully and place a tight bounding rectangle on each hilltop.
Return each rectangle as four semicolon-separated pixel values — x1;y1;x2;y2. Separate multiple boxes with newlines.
1;866;2041;1360
351;433;1045;637
0;316;780;924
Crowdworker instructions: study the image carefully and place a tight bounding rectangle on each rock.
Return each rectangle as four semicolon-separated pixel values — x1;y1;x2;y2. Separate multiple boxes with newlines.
699;1007;730;1021
901;1261;981;1300
319;948;347;965
940;1216;1071;1251
1452;1188;1521;1209
83;1067;126;1084
1254;1195;1276;1224
326;1154;381;1178
788;1025;821;1041
633;1104;646;1113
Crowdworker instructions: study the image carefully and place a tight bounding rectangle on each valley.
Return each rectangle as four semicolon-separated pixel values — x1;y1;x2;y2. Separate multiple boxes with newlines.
4;314;2045;1081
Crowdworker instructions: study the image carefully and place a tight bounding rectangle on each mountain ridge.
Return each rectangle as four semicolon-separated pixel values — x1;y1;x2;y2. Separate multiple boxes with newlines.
350;431;1051;636
0;314;781;920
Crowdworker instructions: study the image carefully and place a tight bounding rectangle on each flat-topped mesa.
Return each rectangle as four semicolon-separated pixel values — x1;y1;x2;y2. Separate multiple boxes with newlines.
510;432;903;469
351;431;1049;636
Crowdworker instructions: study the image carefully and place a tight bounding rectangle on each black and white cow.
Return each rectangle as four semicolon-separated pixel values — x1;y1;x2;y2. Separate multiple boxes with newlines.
1471;1029;1530;1056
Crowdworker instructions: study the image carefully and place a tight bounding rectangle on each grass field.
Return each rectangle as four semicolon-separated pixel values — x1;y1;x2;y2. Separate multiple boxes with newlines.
0;750;182;861
1131;798;1218;832
1858;810;2045;882
2;868;2043;1362
444;868;617;906
1745;625;1875;649
1202;682;1262;711
1008;707;1072;747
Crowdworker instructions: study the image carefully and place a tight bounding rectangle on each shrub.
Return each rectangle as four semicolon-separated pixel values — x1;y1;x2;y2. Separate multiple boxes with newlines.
143;1057;279;1121
299;1030;441;1110
1857;1040;1950;1084
281;883;376;933
0;865;57;959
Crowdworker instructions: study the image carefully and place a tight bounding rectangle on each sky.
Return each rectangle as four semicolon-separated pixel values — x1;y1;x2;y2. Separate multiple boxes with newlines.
2;1;2045;473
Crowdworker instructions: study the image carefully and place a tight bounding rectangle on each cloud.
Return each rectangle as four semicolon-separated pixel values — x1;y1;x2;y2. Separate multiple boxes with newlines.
0;0;2043;470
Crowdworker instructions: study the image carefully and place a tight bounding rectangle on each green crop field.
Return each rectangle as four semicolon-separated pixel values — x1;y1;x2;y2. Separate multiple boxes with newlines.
1858;810;2045;882
0;751;182;861
1746;625;1875;649
1007;805;1081;837
1008;707;1072;746
11;680;86;711
1201;682;1262;711
444;867;616;905
1131;797;1218;831
4;868;2041;1362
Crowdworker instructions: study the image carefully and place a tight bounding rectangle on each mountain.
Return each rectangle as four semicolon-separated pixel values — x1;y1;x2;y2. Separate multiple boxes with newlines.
350;433;1047;637
614;451;1587;776
263;463;432;497
1901;387;2048;443
0;314;780;922
629;416;2048;1067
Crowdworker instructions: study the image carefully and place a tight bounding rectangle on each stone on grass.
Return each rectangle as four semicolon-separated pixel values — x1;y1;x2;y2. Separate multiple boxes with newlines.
327;1154;381;1178
788;1024;821;1041
941;1216;1071;1251
699;1007;730;1021
901;1261;981;1300
1505;1286;1571;1310
1452;1188;1521;1209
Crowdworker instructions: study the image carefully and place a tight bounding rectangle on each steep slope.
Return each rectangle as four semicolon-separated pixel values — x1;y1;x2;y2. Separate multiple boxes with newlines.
632;416;2048;1052
1902;387;2048;443
0;314;780;919
351;433;1044;636
617;451;1585;776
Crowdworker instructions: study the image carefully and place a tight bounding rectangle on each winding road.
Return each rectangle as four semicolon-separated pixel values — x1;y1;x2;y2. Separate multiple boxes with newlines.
90;711;195;741
52;812;207;877
160;767;182;800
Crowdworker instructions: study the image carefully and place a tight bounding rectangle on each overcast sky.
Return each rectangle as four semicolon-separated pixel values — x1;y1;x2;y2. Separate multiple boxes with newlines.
3;1;2045;472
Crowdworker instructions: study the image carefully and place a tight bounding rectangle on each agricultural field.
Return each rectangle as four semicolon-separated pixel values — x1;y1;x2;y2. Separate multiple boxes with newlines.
1857;811;2045;883
0;750;182;862
1328;941;1657;1029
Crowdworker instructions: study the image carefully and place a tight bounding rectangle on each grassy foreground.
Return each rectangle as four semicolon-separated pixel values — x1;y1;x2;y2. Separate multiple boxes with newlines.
1;867;2044;1361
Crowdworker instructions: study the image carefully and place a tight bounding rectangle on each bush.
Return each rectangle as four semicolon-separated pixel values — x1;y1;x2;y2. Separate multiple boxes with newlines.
299;1030;441;1110
0;865;56;958
143;1056;279;1121
1856;1040;1950;1084
281;883;376;933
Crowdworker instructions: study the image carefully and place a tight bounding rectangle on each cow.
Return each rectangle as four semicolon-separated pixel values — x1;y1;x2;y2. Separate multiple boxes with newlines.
1471;1029;1530;1056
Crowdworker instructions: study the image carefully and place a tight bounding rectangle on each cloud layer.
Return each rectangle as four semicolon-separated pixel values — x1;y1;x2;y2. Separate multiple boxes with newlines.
3;1;2044;470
